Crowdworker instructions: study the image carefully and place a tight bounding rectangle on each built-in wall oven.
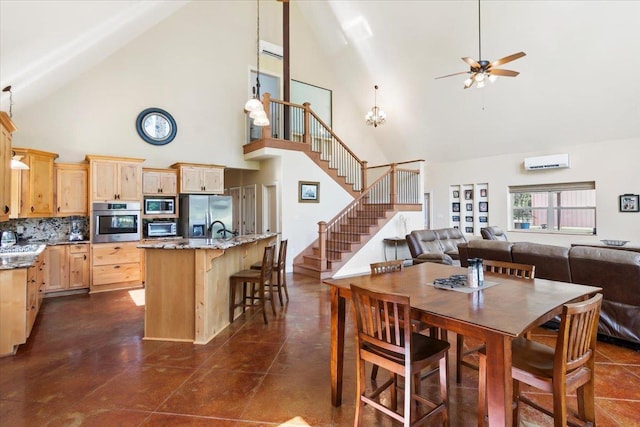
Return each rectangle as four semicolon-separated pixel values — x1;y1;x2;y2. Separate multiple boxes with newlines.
92;202;141;243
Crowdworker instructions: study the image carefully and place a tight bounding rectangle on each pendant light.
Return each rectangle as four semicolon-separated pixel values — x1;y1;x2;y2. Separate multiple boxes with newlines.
10;154;29;170
244;0;269;126
365;85;386;127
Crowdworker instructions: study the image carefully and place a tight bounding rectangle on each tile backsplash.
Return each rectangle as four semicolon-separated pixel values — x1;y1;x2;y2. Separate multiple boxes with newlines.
0;217;89;242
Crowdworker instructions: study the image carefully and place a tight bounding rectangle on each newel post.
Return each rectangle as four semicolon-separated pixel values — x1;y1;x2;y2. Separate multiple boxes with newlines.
361;161;368;193
303;102;311;144
390;163;397;205
318;221;327;270
261;92;272;139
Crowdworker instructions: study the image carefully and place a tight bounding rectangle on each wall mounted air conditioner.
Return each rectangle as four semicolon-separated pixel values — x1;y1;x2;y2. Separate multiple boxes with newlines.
259;40;283;60
524;153;570;171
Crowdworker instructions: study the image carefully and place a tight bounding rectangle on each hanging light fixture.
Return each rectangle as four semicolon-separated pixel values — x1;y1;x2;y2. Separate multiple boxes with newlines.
2;85;14;118
244;0;269;127
365;85;386;127
10;153;29;170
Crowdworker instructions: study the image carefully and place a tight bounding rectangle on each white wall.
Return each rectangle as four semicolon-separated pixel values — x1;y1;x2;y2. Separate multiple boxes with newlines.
426;137;640;247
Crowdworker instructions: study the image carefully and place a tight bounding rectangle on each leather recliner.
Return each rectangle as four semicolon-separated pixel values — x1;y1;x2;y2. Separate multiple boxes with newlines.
480;226;508;241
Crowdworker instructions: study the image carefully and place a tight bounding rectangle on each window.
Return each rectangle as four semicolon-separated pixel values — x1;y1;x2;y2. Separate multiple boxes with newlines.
509;182;596;234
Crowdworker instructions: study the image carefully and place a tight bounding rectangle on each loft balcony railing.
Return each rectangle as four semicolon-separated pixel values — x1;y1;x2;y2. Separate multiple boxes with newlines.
248;93;366;192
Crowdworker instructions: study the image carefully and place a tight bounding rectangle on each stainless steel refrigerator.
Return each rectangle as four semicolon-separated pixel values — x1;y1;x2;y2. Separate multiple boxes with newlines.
179;194;234;238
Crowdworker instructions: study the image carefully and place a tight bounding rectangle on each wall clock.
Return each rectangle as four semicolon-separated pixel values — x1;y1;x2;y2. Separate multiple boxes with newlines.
136;107;177;145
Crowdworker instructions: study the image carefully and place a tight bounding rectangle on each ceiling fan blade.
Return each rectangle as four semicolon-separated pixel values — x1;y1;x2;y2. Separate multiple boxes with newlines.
490;52;526;68
462;57;480;68
435;71;471;80
488;69;520;77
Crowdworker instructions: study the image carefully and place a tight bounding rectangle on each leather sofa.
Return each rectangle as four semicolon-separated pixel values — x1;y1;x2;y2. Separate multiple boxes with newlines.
458;240;640;346
405;228;467;266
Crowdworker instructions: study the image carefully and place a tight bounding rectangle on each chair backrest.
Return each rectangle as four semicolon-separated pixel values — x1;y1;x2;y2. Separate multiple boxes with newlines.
350;285;412;365
277;239;288;269
481;226;508;241
370;260;404;275
482;259;535;279
555;293;603;375
260;245;276;284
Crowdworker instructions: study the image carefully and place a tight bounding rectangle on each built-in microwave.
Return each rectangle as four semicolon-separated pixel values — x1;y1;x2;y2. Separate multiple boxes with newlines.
146;221;177;238
93;202;141;243
144;198;175;215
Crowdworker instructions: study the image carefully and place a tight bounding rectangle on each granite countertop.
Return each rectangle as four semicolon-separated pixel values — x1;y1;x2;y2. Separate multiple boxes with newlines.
0;244;47;270
137;233;278;250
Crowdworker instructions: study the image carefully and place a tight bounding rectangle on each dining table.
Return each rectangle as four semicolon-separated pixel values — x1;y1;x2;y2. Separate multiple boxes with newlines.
323;261;602;426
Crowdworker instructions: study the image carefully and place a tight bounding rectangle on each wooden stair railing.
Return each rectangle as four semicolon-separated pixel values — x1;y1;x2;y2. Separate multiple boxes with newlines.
294;163;422;277
250;93;367;194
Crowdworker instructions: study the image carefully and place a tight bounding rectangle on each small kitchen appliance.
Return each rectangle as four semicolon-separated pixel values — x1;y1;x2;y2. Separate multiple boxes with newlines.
1;230;18;247
69;217;84;241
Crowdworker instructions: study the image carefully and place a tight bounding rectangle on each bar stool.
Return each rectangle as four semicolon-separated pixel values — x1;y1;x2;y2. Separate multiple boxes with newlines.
229;245;276;324
250;239;288;305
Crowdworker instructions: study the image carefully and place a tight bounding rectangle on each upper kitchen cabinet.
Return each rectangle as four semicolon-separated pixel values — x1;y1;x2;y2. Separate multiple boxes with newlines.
142;168;177;195
86;155;144;202
54;163;88;216
170;163;224;194
10;147;58;218
0;112;16;222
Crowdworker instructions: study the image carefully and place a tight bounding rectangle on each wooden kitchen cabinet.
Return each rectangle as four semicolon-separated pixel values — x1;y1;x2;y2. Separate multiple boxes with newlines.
171;163;224;194
86;155;144;202
10;147;58;218
142;168;177;195
0;112;16;222
46;243;89;294
91;242;142;293
54;163;88;216
0;248;47;356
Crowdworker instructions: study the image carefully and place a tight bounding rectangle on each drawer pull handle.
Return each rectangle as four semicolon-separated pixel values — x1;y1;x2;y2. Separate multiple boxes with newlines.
114;265;121;269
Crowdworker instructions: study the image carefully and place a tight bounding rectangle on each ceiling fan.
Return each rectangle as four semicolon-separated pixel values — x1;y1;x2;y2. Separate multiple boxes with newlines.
435;0;526;89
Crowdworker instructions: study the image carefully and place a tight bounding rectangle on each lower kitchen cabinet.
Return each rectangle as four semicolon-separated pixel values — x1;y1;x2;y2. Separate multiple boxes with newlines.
46;244;90;295
91;242;142;293
0;249;48;356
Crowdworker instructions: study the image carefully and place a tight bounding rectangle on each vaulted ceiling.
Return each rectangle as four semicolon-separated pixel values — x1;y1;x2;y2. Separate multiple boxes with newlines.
1;1;639;163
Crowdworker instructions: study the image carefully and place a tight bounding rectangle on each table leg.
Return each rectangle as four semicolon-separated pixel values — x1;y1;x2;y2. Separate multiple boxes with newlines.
484;334;513;425
330;287;346;407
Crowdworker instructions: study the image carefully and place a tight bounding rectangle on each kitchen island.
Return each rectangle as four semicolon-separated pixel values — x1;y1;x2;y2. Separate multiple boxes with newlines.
138;233;277;344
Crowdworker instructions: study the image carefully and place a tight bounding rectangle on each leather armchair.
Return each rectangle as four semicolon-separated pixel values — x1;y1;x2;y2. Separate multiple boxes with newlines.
480;226;508;241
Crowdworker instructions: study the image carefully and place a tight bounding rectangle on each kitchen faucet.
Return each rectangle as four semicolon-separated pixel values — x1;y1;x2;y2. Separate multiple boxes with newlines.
208;220;238;238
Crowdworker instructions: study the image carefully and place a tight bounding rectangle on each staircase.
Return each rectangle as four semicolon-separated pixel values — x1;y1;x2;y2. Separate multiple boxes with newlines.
293;202;398;279
244;94;422;279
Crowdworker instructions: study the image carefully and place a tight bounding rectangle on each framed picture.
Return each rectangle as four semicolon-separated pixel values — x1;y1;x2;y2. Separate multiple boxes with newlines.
479;202;488;212
465;227;473;233
452;202;460;212
479;216;488;223
465;216;473;223
299;181;319;203
619;194;639;212
453;190;459;198
480;189;487;197
452;215;460;222
466;203;473;211
464;190;473;200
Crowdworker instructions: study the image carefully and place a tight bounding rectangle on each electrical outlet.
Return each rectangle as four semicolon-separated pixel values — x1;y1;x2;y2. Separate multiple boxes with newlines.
16;225;24;234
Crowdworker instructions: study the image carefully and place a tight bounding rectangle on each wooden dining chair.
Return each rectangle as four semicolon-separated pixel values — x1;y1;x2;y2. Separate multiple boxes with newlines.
456;260;535;384
250;239;289;305
350;284;450;427
477;293;602;427
229;245;276;324
370;259;404;275
482;259;535;279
